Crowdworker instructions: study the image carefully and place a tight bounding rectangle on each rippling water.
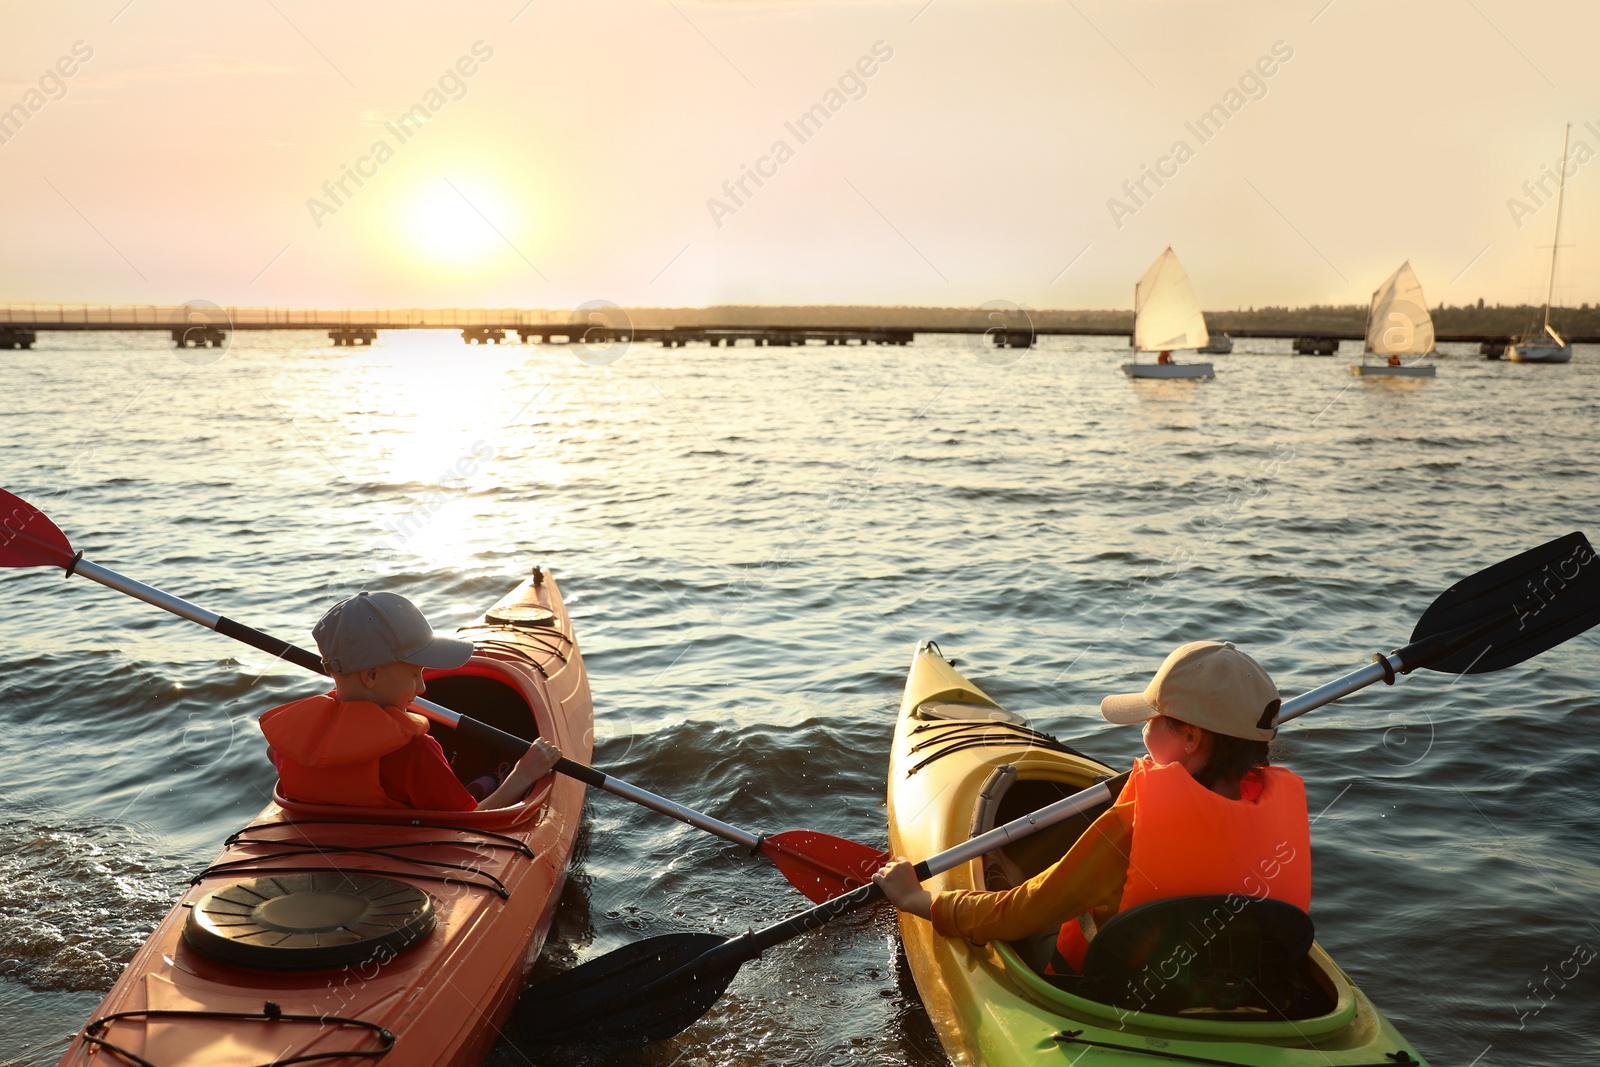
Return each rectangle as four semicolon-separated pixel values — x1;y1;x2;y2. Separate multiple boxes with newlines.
1;330;1597;1066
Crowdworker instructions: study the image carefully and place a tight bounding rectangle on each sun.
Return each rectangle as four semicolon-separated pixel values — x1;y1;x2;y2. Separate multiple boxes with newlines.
400;180;514;264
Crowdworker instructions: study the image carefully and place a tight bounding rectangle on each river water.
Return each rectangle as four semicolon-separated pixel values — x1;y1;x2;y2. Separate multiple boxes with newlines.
0;329;1596;1066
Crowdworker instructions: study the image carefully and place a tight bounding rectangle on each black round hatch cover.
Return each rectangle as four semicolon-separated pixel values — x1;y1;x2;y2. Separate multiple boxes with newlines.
183;873;434;971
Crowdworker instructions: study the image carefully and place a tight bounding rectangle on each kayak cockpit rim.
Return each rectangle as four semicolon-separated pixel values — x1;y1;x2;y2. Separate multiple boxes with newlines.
992;937;1361;1040
272;776;556;828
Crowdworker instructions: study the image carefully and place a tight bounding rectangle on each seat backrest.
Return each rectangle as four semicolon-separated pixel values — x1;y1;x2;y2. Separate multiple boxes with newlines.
1080;895;1316;1017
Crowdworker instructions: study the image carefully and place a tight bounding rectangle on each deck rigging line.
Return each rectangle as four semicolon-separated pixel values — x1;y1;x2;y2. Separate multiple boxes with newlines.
196;820;541;899
908;718;1089;775
81;1003;394;1067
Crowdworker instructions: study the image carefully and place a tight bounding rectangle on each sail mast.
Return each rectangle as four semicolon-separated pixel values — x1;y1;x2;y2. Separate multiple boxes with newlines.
1363;282;1375;358
1544;123;1571;335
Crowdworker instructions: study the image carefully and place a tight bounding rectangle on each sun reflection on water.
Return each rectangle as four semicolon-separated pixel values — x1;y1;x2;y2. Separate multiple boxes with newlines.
335;331;568;574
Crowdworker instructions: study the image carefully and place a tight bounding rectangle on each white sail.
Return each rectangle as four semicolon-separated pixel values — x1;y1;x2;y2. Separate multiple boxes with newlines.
1365;261;1435;356
1134;247;1209;352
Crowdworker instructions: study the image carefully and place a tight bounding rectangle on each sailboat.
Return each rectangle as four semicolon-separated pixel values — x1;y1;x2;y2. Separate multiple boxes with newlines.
1122;247;1215;379
1508;124;1575;364
1351;261;1438;377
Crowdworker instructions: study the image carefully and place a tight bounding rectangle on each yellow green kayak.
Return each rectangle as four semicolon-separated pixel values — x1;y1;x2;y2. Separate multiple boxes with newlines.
886;640;1429;1067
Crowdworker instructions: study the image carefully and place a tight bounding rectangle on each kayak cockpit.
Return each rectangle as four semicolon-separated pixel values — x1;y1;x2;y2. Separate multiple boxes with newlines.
1043;895;1338;1021
973;763;1363;1037
422;662;544;787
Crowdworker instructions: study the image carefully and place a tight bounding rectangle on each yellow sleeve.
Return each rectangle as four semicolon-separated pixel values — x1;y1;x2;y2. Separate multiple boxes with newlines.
929;802;1132;945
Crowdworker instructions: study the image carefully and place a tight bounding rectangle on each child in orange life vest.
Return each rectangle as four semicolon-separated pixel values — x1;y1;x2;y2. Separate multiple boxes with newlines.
260;591;560;811
872;640;1311;975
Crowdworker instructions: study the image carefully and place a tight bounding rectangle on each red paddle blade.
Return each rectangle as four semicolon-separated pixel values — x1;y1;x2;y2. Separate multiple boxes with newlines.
761;830;892;904
0;488;76;569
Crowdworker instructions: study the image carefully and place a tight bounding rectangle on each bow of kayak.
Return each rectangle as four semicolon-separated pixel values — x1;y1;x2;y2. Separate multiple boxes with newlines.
886;641;1429;1067
58;570;594;1067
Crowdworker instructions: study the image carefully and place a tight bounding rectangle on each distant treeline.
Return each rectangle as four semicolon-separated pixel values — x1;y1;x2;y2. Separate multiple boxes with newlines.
1207;303;1599;335
601;303;1595;334
608;305;1125;330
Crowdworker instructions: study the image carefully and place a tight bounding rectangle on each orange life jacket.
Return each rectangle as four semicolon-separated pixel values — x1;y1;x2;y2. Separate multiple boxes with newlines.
259;693;431;808
1054;756;1311;973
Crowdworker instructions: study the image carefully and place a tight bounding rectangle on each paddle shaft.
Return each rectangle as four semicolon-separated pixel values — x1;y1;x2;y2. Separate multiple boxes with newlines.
70;554;514;727
550;759;760;849
62;544;1535;847
657;771;1131;980
66;553;768;850
1277;658;1397;724
1276;614;1503;724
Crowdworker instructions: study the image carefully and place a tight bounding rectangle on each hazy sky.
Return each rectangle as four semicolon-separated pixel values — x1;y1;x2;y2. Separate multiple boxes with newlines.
2;0;1597;312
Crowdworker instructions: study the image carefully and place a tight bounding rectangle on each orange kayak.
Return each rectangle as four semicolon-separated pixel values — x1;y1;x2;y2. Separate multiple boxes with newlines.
58;568;593;1067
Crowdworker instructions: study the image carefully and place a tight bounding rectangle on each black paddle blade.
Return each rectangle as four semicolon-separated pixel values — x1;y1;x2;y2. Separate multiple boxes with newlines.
514;877;886;1045
1409;531;1599;674
512;932;736;1045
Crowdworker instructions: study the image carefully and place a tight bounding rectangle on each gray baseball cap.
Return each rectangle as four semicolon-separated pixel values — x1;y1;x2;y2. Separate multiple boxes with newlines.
312;591;474;674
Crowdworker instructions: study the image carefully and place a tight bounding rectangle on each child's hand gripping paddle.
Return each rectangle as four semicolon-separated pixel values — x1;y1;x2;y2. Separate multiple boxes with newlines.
0;487;890;904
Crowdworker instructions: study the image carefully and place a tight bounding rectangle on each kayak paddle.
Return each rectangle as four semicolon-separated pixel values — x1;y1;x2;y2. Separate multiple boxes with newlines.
517;769;1135;1043
512;531;1599;1044
0;487;889;904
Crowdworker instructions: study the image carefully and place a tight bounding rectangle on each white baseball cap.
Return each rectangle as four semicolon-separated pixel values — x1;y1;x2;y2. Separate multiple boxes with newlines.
312;591;473;674
1100;640;1280;741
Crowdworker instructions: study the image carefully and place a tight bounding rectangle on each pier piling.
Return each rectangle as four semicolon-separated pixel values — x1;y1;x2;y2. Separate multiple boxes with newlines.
170;326;227;348
328;327;377;346
0;327;36;350
992;329;1033;349
1292;336;1339;356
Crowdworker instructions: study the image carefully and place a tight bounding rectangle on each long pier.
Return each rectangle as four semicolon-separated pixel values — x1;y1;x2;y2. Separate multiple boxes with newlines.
0;305;1592;354
0;306;914;350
